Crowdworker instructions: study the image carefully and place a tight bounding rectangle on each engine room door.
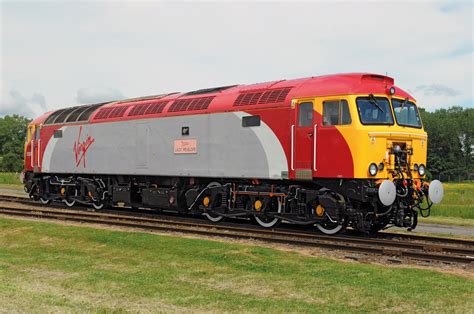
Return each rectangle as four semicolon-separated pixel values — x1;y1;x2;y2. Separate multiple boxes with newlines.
293;101;316;180
135;123;149;169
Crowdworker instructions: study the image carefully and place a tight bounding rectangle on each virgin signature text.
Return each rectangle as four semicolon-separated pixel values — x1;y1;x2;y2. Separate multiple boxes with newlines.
73;126;95;167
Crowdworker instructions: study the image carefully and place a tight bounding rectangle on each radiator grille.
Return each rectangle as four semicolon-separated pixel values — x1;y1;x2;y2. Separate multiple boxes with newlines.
168;96;215;112
94;106;130;119
128;101;169;116
234;87;292;106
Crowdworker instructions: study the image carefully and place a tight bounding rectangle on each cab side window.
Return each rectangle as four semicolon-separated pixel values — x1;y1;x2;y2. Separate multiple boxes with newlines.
298;102;313;127
323;100;351;126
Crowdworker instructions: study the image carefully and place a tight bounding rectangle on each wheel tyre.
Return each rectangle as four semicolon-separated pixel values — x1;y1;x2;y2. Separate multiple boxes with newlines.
369;223;388;234
203;212;224;223
316;219;348;235
254;215;281;228
202;182;224;223
64;199;76;207
92;201;104;210
39;197;51;205
254;197;282;228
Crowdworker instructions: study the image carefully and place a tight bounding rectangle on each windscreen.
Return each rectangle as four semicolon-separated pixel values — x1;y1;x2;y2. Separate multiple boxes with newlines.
356;97;394;125
392;99;422;128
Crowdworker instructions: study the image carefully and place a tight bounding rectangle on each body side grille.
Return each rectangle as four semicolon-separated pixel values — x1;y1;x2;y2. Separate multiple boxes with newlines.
234;87;292;106
168;96;215;112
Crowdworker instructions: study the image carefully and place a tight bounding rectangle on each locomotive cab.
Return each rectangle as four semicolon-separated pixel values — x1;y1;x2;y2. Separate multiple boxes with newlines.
291;88;443;233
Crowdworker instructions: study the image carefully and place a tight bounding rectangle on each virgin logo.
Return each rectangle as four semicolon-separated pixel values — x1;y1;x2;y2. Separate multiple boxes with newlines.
73;126;95;167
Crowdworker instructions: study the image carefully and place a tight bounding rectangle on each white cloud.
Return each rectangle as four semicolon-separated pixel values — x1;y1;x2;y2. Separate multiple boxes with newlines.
413;84;461;97
0;90;48;118
1;1;472;113
76;86;124;104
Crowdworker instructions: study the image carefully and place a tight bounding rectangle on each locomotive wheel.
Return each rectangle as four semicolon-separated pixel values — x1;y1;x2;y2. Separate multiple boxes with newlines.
254;197;282;228
64;198;76;207
92;200;105;210
39;197;51;205
316;219;347;235
64;188;78;207
368;222;389;234
202;182;224;223
203;212;224;222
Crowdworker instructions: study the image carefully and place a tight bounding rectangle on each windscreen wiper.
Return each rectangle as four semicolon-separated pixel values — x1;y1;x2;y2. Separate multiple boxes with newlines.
368;94;385;113
401;97;408;109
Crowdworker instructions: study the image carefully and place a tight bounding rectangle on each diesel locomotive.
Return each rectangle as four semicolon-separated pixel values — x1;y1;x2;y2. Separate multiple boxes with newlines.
22;73;444;234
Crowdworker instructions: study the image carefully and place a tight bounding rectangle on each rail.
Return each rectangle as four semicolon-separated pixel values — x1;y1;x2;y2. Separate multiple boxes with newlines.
0;195;473;265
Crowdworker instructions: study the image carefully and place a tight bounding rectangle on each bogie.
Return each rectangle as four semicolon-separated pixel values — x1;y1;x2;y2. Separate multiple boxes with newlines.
24;172;434;235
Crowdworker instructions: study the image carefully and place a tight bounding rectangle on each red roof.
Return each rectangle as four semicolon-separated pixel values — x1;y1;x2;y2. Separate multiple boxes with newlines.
34;73;414;125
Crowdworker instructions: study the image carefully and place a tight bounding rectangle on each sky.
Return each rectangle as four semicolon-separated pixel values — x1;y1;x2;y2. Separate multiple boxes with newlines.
0;0;473;118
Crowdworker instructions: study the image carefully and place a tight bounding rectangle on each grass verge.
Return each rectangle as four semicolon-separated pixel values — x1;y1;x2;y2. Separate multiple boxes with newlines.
429;183;474;220
423;216;474;228
0;172;21;185
0;217;473;312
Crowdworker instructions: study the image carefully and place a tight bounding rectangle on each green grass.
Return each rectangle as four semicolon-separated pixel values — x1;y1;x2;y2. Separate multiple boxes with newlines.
0;218;473;312
0;172;21;185
430;183;474;220
423;216;474;228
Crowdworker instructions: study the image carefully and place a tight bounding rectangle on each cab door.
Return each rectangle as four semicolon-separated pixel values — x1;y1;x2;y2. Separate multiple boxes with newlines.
25;125;34;171
314;97;354;178
32;126;41;172
292;101;316;180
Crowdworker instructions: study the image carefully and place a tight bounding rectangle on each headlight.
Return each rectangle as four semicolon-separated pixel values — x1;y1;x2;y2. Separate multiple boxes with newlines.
413;164;419;171
369;163;378;176
418;164;426;176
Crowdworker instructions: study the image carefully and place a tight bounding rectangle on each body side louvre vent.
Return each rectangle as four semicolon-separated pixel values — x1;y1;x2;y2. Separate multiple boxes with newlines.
168;96;215;112
234;87;292;106
94;106;130;120
128;101;169;116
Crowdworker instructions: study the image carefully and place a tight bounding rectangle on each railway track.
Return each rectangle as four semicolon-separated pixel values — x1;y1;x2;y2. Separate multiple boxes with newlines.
1;194;473;265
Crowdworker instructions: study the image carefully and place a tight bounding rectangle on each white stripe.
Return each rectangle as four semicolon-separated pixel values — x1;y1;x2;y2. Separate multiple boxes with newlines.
313;124;317;171
233;112;288;179
38;139;41;167
30;141;34;167
291;125;295;171
42;126;67;172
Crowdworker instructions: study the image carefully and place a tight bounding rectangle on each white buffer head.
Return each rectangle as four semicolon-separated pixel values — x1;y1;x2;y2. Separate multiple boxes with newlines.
378;180;396;206
428;179;444;204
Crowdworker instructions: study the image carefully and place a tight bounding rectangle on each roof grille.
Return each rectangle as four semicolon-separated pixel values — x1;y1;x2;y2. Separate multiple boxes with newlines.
94;106;130;120
168;96;215;112
43;103;108;125
128;101;168;116
234;87;292;106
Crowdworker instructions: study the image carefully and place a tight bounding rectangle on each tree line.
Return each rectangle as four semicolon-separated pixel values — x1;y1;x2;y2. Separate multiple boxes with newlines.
0;108;472;179
419;107;473;179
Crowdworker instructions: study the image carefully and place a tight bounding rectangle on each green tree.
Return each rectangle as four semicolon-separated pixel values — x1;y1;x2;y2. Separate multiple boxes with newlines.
0;115;31;172
420;107;473;178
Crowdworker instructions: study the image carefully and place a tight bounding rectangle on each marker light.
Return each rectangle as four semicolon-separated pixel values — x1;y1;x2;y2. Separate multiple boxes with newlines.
413;164;419;171
369;163;378;176
389;87;396;95
418;164;426;176
378;163;384;171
